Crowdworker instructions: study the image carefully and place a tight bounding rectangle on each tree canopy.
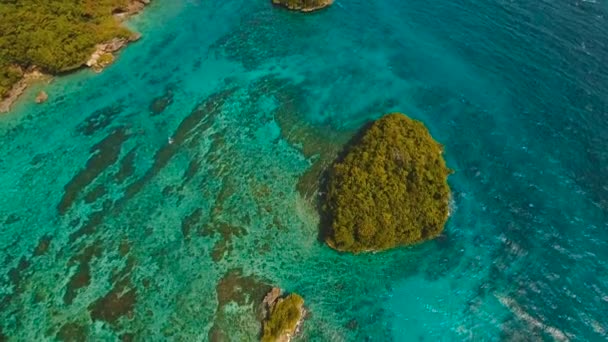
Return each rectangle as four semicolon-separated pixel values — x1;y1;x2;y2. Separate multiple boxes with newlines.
261;293;304;342
271;0;332;12
325;113;451;253
0;0;133;96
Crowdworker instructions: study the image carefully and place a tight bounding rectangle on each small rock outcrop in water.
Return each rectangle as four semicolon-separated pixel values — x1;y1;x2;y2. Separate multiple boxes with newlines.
261;288;305;342
323;113;452;253
0;69;48;113
271;0;333;12
35;91;48;104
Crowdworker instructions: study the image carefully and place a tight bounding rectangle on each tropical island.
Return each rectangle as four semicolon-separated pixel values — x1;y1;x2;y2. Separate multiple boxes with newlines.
324;113;452;253
0;0;149;112
271;0;333;12
260;288;306;342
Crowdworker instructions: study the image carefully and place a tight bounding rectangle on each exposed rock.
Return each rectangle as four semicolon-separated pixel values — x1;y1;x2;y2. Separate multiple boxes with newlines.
86;0;149;72
271;0;333;12
86;38;128;73
114;0;151;21
262;287;282;313
35;91;48;104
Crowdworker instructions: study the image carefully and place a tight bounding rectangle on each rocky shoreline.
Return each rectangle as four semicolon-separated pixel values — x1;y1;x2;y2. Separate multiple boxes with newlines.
0;70;49;113
86;35;140;73
0;0;150;113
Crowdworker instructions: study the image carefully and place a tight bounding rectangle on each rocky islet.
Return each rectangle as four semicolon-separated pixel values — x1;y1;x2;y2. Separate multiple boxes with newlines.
271;0;333;12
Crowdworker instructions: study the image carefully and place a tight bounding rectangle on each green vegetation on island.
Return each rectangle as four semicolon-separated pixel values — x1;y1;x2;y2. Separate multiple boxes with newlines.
271;0;333;12
324;113;451;253
261;291;305;342
0;0;139;97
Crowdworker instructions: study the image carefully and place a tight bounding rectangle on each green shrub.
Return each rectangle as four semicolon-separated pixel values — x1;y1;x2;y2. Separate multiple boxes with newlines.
261;294;304;342
98;53;115;66
0;0;133;97
325;113;451;253
0;61;23;97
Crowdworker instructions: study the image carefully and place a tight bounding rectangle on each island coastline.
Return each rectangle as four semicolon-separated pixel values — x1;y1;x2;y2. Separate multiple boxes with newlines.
322;113;452;253
0;0;151;113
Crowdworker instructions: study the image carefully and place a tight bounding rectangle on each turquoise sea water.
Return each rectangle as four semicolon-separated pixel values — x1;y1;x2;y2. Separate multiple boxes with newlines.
1;0;608;340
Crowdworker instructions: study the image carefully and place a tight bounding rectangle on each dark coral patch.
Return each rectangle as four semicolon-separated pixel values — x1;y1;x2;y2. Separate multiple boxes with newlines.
209;269;271;340
149;88;174;115
208;325;227;342
69;200;113;243
181;208;203;240
210;242;226;262
208;223;246;262
247;76;354;199
56;321;88;342
33;235;52;256
270;83;354;199
7;257;29;290
83;184;107;204
88;276;137;324
121;89;235;203
114;148;137;184
118;239;131;257
1;257;31;312
58;128;129;215
120;333;135;342
4;213;20;225
8;257;30;287
216;269;270;307
64;243;103;305
77;103;124;136
111;254;136;285
201;176;248;261
182;158;201;185
93;259;135;324
164;89;234;155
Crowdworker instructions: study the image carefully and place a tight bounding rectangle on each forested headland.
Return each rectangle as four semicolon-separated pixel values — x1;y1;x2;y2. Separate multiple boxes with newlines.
0;0;146;99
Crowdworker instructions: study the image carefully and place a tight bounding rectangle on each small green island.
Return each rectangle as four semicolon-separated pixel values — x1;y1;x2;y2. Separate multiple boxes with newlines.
0;0;148;111
271;0;333;12
261;288;306;342
324;113;452;253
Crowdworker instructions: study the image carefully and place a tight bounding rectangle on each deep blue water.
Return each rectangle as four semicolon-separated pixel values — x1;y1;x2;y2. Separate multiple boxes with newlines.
1;0;607;340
